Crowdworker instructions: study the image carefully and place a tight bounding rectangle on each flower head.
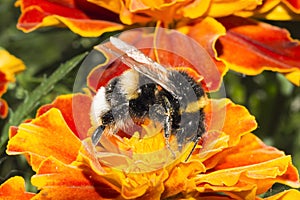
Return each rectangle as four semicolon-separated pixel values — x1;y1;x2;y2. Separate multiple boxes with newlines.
3;94;300;199
2;31;300;199
15;0;300;85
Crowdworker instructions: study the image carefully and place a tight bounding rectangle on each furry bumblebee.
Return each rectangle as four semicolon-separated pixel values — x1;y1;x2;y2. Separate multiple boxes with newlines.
91;37;207;159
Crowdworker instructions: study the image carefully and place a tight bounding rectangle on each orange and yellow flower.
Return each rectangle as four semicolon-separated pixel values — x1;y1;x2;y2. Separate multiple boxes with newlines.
1;32;300;198
2;94;300;199
0;49;26;118
15;0;300;86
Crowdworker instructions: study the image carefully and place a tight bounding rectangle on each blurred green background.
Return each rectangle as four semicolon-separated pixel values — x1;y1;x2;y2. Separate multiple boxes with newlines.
0;0;300;194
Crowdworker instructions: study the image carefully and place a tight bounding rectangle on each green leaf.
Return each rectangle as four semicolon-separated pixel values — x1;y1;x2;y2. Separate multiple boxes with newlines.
0;52;88;149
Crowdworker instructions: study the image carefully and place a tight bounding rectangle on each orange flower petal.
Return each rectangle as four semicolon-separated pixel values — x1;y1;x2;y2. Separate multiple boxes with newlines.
235;0;281;17
207;0;262;18
197;133;300;195
264;189;300;200
31;157;121;199
216;16;300;84
196;131;230;163
204;98;257;147
177;17;228;81
181;0;211;19
0;176;35;199
163;160;206;198
196;155;297;194
7;108;82;171
196;99;257;169
16;0;124;37
37;94;92;139
207;133;285;170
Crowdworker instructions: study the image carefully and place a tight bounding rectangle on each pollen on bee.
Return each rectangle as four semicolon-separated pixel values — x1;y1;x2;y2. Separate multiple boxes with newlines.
156;85;163;91
184;95;208;113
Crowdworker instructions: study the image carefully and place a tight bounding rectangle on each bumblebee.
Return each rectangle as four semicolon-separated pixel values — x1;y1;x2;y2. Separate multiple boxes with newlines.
91;37;207;159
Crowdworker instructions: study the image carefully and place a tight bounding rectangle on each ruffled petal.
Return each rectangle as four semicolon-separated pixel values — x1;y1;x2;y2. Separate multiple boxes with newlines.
16;0;124;36
216;16;300;85
37;94;92;139
249;2;300;20
196;133;300;196
7;108;82;171
195;98;257;171
235;0;281;17
0;176;35;199
31;157;121;199
181;0;211;19
204;98;257;147
207;0;262;18
163;160;206;198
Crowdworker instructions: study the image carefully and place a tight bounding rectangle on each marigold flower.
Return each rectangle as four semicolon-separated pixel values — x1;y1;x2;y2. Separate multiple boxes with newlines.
15;0;300;85
0;49;26;118
2;94;300;199
1;33;300;198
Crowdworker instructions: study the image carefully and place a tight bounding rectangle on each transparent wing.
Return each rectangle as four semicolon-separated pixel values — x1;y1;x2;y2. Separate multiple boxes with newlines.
100;37;178;97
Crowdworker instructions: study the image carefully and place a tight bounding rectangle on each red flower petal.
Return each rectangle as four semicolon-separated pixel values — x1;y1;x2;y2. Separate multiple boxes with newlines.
177;17;228;81
216;16;300;84
88;28;224;92
0;98;8;119
283;0;300;12
153;27;223;92
16;0;124;36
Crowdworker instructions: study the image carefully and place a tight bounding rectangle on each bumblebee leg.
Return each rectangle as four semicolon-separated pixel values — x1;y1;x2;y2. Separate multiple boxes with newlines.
161;96;176;158
185;114;205;161
185;135;201;161
92;125;106;145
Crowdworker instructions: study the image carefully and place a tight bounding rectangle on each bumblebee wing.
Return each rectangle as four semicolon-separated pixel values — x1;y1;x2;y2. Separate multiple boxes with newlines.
100;37;178;97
